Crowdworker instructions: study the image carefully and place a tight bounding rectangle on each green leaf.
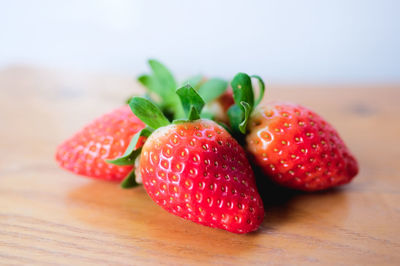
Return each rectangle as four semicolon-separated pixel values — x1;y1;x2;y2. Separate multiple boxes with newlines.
137;74;164;99
148;59;181;109
227;104;243;134
106;127;152;166
125;93;155;105
229;73;256;135
197;78;228;103
199;111;214;120
183;75;204;90
176;84;205;121
138;59;184;119
129;97;170;129
107;147;142;166
121;170;139;189
125;96;133;104
148;59;177;94
238;101;251;134
251;75;265;107
231;73;254;110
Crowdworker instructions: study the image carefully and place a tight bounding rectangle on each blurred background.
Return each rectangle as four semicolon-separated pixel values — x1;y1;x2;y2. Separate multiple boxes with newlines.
1;0;399;83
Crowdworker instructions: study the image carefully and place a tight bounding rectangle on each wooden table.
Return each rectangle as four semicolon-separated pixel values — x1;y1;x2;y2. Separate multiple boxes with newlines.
1;66;399;265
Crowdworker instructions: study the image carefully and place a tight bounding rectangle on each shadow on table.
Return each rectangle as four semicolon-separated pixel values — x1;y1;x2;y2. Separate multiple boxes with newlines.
254;169;350;231
66;174;350;262
66;181;265;262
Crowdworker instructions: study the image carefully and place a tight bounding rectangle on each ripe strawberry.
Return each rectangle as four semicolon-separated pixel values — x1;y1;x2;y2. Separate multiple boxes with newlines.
55;105;146;181
55;59;231;185
246;103;358;191
112;85;264;233
140;119;264;233
228;73;359;191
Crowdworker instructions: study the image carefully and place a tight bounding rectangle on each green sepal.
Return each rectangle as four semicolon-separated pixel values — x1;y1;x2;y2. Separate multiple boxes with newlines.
183;75;204;90
125;93;155;105
120;170;139;189
148;60;185;118
187;107;198;120
231;73;254;110
227;104;243;134
106;127;152;166
176;84;205;121
251;75;265;107
228;73;256;135
238;101;251;134
148;59;177;97
125;96;133;104
107;147;142;166
129;97;170;129
199;111;214;120
138;59;185;119
197;78;228;103
137;74;164;99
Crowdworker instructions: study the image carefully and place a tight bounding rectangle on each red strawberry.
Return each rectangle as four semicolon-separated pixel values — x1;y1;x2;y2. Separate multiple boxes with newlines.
113;85;264;233
228;73;358;191
246;103;358;191
55;105;146;181
140;119;264;233
55;59;231;184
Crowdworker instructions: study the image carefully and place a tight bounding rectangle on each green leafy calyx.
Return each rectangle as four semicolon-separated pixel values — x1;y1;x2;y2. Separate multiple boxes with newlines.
138;59;185;119
228;73;265;134
176;84;205;121
106;127;153;189
106;127;153;166
129;97;170;129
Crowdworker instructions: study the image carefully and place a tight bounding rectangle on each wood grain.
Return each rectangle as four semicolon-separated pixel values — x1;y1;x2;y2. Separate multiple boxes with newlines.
0;66;399;265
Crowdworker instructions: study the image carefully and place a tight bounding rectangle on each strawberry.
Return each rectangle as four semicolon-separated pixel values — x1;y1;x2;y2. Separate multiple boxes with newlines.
55;105;146;182
112;85;264;233
55;59;231;184
228;73;359;191
246;103;359;191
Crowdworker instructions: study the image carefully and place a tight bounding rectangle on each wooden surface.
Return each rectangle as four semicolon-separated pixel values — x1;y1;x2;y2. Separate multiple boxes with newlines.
1;66;399;265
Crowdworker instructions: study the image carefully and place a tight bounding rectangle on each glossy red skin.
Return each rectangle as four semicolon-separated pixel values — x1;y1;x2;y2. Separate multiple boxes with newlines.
246;103;359;191
55;105;145;181
140;119;264;234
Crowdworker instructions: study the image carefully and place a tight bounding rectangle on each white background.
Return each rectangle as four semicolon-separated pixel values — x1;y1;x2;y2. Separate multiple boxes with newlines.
1;0;399;82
